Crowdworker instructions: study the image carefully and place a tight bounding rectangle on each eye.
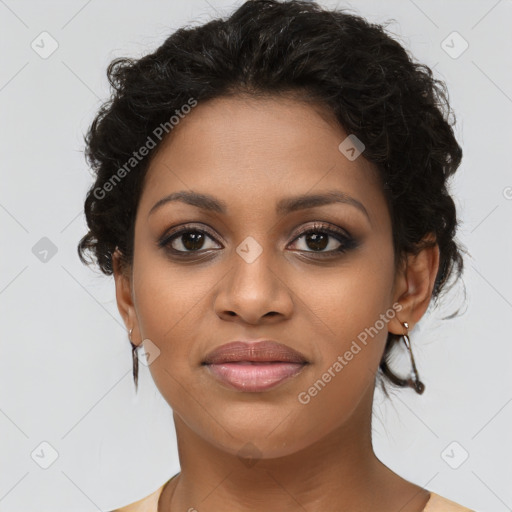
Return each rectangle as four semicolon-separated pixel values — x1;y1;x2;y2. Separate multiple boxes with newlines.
158;221;357;258
158;224;222;254
288;222;356;255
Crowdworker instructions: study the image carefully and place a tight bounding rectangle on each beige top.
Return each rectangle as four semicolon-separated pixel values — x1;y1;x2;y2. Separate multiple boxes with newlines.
111;475;475;512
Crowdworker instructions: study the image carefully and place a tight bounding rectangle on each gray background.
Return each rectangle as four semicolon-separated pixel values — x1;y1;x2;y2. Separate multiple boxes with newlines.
1;0;511;510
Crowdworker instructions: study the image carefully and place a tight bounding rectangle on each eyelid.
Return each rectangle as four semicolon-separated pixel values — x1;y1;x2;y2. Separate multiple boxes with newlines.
286;222;356;256
158;220;355;257
158;222;222;248
289;221;352;242
159;221;350;244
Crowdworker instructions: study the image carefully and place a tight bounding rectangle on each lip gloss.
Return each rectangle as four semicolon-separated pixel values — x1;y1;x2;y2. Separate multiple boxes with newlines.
205;361;307;392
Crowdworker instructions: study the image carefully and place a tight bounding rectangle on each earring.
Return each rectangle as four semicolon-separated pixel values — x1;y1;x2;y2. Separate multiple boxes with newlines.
128;328;139;392
401;322;425;394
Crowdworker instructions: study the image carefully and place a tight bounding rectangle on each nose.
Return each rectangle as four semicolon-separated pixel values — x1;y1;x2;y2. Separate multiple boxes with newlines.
213;244;294;325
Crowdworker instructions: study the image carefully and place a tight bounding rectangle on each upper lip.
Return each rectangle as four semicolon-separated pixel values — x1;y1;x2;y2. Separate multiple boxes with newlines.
202;340;309;364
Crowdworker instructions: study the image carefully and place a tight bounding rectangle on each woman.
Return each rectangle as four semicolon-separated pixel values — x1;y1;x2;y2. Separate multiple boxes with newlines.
78;1;474;510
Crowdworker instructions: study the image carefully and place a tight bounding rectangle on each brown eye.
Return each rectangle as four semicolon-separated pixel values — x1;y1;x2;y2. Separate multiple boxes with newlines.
288;223;357;256
297;232;332;251
175;231;207;251
159;226;222;254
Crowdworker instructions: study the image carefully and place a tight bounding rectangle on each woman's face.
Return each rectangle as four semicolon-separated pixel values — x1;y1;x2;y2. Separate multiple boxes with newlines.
118;95;406;458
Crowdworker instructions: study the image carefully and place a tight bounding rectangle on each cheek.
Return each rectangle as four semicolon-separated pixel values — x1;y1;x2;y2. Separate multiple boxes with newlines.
132;260;214;349
298;240;395;349
133;228;214;320
301;240;396;376
131;244;221;400
291;248;396;430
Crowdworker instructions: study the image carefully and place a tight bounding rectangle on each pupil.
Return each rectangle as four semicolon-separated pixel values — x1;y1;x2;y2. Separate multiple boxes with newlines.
306;233;327;251
183;232;204;251
179;232;329;252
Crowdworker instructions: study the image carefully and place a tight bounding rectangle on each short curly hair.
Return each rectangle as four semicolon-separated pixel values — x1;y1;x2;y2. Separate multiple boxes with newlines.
78;0;464;393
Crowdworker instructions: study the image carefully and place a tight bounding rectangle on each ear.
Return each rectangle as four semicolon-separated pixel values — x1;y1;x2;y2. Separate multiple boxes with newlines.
388;233;440;334
112;248;142;347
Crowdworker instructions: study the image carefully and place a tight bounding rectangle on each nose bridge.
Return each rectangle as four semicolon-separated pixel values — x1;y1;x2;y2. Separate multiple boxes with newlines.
232;233;278;297
214;233;293;322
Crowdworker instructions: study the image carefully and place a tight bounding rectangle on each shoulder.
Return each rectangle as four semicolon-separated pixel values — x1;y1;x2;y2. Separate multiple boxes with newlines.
424;492;476;512
109;483;165;512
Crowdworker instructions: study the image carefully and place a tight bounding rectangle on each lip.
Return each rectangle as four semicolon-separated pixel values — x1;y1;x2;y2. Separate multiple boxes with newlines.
202;340;309;392
202;340;309;364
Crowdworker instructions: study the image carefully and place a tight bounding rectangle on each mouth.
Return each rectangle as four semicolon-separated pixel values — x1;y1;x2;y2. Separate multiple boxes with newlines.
204;361;307;392
202;340;309;392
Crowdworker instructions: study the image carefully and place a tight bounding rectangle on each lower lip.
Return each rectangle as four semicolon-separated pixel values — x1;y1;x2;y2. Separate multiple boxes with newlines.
204;362;307;392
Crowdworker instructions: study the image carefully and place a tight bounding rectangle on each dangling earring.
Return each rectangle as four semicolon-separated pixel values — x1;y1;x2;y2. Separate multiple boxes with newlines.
401;321;425;394
128;328;139;392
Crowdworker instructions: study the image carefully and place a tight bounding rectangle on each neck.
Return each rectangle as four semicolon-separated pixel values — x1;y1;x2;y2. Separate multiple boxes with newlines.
161;386;430;512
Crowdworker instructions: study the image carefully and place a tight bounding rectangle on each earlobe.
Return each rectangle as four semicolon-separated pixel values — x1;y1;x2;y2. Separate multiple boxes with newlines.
389;236;440;334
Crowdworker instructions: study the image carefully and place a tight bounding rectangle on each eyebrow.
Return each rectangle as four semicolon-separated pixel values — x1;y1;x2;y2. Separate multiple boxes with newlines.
148;190;370;222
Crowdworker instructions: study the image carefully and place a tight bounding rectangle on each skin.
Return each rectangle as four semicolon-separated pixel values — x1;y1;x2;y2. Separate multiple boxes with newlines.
113;94;440;512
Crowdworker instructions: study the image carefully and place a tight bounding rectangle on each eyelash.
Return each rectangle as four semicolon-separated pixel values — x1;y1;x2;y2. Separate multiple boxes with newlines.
158;222;357;258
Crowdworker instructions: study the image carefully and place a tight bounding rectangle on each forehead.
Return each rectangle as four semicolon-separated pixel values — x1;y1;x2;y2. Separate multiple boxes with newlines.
139;95;386;222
